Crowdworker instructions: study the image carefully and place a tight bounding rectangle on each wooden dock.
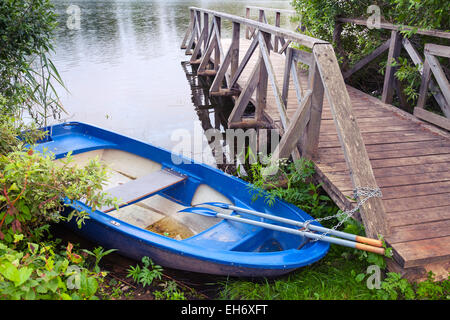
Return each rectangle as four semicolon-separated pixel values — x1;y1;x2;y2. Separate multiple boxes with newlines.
181;7;450;280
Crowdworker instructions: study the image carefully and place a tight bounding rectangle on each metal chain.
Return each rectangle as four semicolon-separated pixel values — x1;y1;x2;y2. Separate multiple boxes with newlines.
303;187;383;242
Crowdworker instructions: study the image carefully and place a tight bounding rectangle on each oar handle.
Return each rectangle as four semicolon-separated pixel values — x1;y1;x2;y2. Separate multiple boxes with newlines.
355;243;386;255
355;236;383;248
226;205;383;248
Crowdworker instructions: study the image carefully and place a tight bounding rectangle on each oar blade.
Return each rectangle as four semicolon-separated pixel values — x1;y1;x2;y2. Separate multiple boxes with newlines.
195;202;230;209
178;207;219;217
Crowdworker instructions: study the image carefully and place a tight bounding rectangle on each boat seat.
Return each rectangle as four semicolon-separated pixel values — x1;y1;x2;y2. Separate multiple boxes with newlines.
100;168;187;213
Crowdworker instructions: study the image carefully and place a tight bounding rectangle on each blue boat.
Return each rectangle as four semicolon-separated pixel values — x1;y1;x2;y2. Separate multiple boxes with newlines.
33;122;329;277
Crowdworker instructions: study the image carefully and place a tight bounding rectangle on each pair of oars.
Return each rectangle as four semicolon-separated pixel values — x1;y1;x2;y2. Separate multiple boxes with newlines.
179;202;385;255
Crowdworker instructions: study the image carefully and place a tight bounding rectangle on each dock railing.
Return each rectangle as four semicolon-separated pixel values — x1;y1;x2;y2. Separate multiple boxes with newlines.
180;7;389;238
334;18;450;130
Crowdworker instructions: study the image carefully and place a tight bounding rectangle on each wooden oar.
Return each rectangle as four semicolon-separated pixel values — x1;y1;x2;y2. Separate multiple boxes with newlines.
180;207;385;255
195;202;383;248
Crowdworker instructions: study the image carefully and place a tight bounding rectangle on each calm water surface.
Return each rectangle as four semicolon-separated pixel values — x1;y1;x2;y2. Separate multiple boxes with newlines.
51;0;295;162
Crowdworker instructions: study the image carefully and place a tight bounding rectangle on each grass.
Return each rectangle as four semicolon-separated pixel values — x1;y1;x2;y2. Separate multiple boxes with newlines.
219;246;378;300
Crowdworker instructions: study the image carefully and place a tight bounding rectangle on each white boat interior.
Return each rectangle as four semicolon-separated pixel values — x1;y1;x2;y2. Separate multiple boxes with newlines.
56;149;232;240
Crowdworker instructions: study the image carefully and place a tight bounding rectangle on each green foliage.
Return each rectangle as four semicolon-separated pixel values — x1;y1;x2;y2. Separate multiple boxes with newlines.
243;157;339;222
153;281;187;300
291;0;449;111
82;247;117;274
0;0;65;125
127;256;163;288
0;238;106;300
0;143;116;243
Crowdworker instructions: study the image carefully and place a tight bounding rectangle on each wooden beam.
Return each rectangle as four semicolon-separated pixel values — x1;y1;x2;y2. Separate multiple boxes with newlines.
209;42;233;92
414;108;450;131
415;59;432;110
189;7;328;49
272;91;312;159
229;36;259;88
425;43;450;58
382;31;402;104
343;39;390;79
228;60;261;124
258;31;289;128
424;51;450;116
337;17;450;39
256;32;270;121
301;61;324;159
231;22;241;79
313;43;389;238
403;38;448;115
281;47;293;106
181;9;195;49
198;32;217;73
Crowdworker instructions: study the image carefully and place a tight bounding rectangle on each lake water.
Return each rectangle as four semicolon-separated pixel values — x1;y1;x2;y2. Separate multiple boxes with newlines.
50;0;296;164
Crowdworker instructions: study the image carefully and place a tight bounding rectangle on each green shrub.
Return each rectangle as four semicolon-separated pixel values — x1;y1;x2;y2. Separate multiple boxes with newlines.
0;238;106;300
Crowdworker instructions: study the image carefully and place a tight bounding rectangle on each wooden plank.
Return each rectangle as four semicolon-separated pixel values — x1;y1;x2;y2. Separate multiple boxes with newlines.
319;139;449;154
258;31;288;127
343;39;390;79
403;38;448;114
425;43;450;58
320;162;450;178
390;236;450;268
424;52;450;116
272;91;312;160
256;32;270;121
231;22;240;79
319;146;450;162
281;47;293;106
210;40;233;92
291;48;314;66
387;219;450;244
415;59;432;110
318;130;440;148
320;123;417;135
378;180;450;200
383;193;450;213
381;31;402;104
319;154;450;172
302;61;324;159
189;7;327;49
335;171;450;191
100;170;187;213
337;17;450;40
313;43;388;238
414;108;450;131
181;10;195;49
229;36;259;89
387;206;450;227
198;32;218;73
228;60;261;124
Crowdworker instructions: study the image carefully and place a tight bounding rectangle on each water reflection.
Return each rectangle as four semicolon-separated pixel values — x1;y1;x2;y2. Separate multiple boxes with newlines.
49;0;293;162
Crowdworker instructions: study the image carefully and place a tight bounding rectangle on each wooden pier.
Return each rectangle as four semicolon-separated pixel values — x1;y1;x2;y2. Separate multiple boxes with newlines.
181;6;450;280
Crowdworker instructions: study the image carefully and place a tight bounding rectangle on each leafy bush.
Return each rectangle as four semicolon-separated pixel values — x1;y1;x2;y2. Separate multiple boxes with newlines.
0;145;116;243
0;238;107;300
